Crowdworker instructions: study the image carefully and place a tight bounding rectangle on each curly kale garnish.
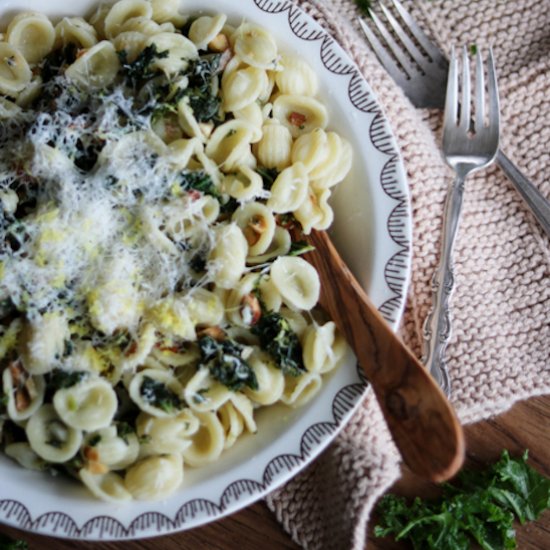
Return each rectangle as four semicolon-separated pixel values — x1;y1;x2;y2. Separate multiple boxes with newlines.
375;450;550;550
140;376;183;414
198;336;258;391
118;45;169;88
252;311;306;377
0;533;29;549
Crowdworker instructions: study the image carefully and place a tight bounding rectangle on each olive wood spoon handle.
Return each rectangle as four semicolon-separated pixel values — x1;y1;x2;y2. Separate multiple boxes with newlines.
306;229;465;482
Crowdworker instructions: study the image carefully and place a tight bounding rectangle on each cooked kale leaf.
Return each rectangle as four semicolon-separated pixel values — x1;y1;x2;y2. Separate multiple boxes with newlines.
198;335;258;391
252;311;306;376
178;170;219;197
0;533;28;550
354;0;372;17
140;376;183;414
374;450;550;550
184;90;221;122
118;45;169;88
47;369;89;390
186;54;222;90
256;167;279;191
289;240;315;257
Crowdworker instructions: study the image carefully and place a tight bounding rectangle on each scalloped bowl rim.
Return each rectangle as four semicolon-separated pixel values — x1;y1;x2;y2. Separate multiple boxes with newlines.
0;0;411;540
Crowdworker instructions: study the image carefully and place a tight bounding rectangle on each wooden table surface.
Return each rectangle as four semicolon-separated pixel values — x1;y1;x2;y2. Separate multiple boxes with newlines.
1;394;549;549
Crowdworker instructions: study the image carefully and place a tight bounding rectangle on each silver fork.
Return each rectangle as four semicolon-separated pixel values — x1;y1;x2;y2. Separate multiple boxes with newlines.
422;47;500;394
359;0;550;239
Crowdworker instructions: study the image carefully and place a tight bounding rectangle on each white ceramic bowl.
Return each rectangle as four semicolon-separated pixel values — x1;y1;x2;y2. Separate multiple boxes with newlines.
0;0;411;540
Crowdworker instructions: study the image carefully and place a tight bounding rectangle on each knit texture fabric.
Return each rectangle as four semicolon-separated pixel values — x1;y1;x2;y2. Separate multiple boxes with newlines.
266;1;550;548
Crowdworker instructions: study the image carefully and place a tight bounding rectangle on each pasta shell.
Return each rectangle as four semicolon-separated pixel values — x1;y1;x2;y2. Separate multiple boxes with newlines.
188;14;227;50
233;23;279;70
6;12;55;64
65;40;121;90
272;95;328;138
270;256;320;311
53;377;118;431
0;42;32;97
104;0;153;39
124;453;183;500
80;470;133;503
55;17;98;49
26;404;83;463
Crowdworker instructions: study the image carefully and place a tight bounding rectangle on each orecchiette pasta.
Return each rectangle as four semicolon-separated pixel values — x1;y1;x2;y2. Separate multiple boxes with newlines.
281;371;322;407
3;362;45;421
181;411;225;467
65;40;121;90
188;15;227;50
254;120;293;171
207;223;248;288
233;23;279;70
145;32;198;74
0;1;353;504
26;404;83;463
124;453;183;500
80;469;132;503
244;349;285;406
302;321;347;374
232;201;276;256
222;165;265;202
272;95;328;138
55;17;98;49
276;54;319;96
136;410;199;456
103;0;153;38
83;425;140;469
266;162;309;213
6;12;55;65
222;66;268;112
53;376;118;431
149;0;186;26
0;42;32;96
5;442;47;471
270;256;321;311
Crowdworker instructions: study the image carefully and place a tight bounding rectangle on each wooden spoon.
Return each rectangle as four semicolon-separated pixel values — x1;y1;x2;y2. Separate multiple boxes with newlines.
306;229;465;482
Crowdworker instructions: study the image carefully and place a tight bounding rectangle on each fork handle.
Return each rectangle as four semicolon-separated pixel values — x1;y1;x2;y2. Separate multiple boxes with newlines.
422;174;465;395
496;150;550;238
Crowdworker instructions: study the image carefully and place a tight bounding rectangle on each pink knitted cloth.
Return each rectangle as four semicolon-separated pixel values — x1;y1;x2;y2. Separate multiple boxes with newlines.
266;1;550;548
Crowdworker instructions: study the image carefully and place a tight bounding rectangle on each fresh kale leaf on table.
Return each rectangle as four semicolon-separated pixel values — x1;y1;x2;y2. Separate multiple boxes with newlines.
374;450;550;549
354;0;372;16
0;533;28;550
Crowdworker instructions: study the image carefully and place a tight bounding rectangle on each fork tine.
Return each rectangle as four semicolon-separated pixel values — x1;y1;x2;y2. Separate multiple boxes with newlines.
390;0;448;66
474;50;485;132
444;47;458;130
459;47;470;131
378;3;432;73
365;9;419;77
358;17;411;82
486;47;500;133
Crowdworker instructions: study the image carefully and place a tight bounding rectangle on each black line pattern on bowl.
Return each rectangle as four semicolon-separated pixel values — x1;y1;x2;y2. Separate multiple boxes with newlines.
0;0;410;539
